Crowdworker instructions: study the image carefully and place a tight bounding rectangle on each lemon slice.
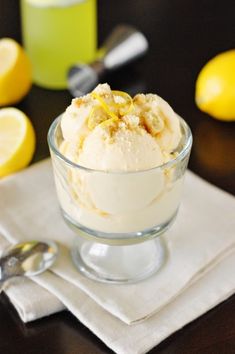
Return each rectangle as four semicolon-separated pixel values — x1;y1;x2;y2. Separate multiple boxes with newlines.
0;108;36;177
0;38;32;106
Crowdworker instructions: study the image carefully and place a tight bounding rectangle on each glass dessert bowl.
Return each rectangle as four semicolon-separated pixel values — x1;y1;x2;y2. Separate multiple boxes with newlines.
48;84;192;283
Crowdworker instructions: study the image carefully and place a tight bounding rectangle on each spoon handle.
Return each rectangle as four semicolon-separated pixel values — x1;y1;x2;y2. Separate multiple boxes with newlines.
0;254;22;282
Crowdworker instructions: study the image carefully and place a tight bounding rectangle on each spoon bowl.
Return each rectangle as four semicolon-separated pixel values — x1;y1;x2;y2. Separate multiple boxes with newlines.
0;240;58;283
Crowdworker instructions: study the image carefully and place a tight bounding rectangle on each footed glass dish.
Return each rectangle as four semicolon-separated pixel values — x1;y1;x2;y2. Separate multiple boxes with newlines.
48;115;192;283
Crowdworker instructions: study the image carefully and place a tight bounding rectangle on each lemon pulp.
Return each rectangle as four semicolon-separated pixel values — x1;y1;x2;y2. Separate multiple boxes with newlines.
0;38;32;106
0;108;35;177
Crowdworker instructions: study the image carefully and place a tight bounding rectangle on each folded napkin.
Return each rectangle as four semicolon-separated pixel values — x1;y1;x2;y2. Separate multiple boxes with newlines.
0;159;234;354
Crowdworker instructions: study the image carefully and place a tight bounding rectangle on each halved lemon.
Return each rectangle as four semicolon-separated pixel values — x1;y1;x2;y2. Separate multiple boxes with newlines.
0;38;32;106
0;108;36;177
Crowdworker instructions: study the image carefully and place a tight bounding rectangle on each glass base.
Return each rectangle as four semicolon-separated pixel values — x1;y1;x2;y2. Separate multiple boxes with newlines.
71;235;167;284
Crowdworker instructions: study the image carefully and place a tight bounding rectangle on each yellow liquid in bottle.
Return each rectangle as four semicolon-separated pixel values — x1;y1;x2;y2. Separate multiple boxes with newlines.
20;0;97;89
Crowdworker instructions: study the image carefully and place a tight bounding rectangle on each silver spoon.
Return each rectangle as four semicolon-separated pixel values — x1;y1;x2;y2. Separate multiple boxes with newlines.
0;240;58;292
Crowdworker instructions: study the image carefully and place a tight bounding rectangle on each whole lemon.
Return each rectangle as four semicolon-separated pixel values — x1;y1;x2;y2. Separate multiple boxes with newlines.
195;49;235;121
0;38;32;106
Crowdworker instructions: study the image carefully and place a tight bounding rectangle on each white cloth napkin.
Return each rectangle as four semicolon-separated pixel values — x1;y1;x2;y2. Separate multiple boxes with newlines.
0;159;234;354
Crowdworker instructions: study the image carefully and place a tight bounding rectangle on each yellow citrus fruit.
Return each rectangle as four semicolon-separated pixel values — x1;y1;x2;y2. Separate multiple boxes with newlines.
195;49;235;121
0;38;32;106
0;108;36;177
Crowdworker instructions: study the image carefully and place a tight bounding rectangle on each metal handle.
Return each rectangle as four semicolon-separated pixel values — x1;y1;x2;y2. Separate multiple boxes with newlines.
67;25;149;96
102;25;148;70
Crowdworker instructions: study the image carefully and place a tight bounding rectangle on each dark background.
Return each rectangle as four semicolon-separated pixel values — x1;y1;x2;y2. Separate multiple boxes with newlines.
0;0;235;353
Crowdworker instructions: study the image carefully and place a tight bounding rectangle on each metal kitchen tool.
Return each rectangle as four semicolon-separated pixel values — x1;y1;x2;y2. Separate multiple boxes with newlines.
67;24;149;97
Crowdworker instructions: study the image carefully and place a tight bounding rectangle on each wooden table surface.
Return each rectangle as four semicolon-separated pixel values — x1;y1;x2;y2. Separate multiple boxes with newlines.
0;1;235;353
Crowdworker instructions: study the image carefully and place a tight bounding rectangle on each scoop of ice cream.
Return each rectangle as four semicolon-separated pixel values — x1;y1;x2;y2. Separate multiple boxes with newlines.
78;125;163;171
54;84;185;232
60;83;182;171
133;93;181;152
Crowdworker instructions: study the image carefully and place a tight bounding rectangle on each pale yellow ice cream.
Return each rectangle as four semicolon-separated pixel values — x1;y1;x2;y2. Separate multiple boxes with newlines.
55;84;184;234
60;83;181;171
